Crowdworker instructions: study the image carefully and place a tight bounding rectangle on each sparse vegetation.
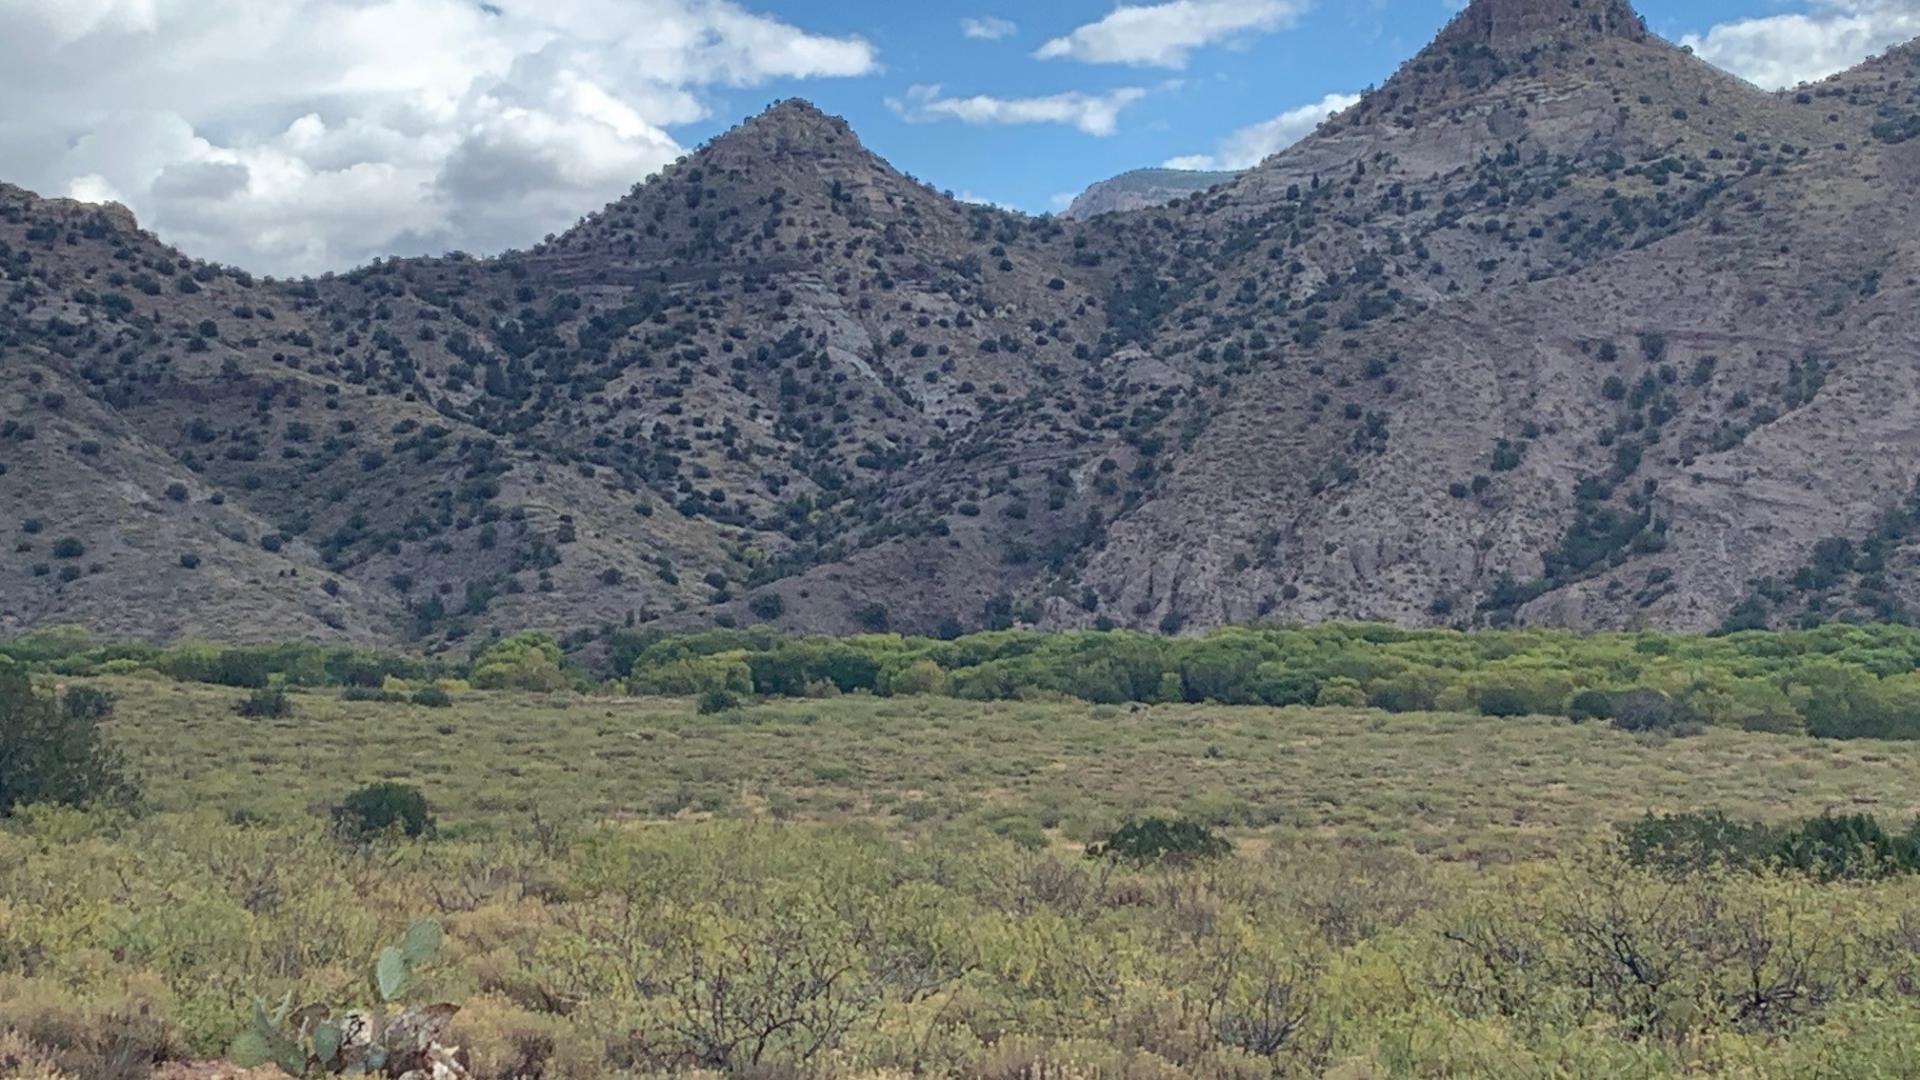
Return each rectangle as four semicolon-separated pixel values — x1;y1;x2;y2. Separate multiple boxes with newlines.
7;11;1920;1077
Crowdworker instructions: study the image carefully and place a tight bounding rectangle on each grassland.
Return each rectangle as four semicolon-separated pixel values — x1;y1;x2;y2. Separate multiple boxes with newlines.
100;677;1920;860
13;676;1920;1079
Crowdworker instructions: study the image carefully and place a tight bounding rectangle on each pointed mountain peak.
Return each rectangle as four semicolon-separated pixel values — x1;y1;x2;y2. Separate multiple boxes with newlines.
1435;0;1647;52
714;98;861;155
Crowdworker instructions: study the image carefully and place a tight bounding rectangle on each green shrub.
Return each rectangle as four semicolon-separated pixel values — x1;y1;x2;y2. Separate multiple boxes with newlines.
747;592;786;621
51;537;84;559
410;685;452;708
1567;688;1615;722
1608;688;1703;734
0;665;135;813
342;686;398;703
333;782;433;839
632;654;753;697
1086;817;1232;864
1622;811;1920;881
469;632;567;692
697;688;741;714
1314;677;1369;707
60;684;114;722
1619;811;1778;873
1776;813;1919;881
235;686;292;718
889;658;947;696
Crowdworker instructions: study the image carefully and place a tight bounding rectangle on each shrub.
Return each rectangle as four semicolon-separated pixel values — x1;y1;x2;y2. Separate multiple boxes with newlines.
1619;812;1777;874
1314;677;1369;707
411;685;452;708
0;664;134;813
1621;810;1920;881
854;603;890;632
342;686;398;703
747;592;786;621
469;632;568;692
890;659;947;696
334;782;433;839
51;537;84;559
1608;688;1702;734
1776;813;1919;881
60;684;115;722
235;686;292;718
696;688;741;715
631;654;753;697
1567;688;1615;722
1087;818;1232;864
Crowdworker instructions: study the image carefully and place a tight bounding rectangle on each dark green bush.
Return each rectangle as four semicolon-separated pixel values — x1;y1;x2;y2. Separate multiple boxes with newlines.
1608;688;1702;734
1622;810;1920;881
60;685;115;723
696;688;740;715
342;686;399;703
411;685;452;708
333;782;433;839
0;665;134;814
1567;688;1615;722
234;687;291;718
1619;812;1778;874
1776;813;1919;881
1086;818;1232;864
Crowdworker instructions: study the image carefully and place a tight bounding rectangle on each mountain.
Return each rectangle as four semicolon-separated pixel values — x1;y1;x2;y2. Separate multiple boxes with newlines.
5;0;1920;652
1065;169;1241;219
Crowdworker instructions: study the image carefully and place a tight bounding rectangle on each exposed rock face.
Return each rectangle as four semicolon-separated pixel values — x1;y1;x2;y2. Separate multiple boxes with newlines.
5;1;1920;649
1065;169;1241;219
1437;0;1646;49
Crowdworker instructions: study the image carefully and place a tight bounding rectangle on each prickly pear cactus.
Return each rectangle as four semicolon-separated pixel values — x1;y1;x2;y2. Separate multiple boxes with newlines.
228;919;469;1079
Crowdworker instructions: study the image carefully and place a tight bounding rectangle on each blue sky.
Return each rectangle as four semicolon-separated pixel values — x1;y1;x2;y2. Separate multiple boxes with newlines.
670;0;1910;215
5;0;1914;274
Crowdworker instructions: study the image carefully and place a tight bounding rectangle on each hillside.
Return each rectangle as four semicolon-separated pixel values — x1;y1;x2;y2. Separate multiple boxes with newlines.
5;0;1920;651
1064;168;1241;219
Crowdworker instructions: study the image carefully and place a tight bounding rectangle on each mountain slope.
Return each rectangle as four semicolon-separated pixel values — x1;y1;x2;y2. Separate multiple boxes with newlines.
1065;169;1242;219
5;0;1920;650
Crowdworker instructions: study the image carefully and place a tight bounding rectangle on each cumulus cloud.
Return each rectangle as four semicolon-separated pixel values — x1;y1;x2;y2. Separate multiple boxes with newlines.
1164;90;1358;170
956;190;1023;211
886;84;1148;136
0;0;877;276
1681;0;1920;90
1035;0;1312;68
961;16;1018;40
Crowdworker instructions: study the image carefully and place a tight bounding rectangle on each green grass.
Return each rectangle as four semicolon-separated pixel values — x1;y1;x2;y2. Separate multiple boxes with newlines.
100;677;1920;859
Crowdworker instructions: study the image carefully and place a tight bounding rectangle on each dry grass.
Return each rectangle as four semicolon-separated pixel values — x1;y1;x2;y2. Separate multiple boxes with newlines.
98;677;1920;859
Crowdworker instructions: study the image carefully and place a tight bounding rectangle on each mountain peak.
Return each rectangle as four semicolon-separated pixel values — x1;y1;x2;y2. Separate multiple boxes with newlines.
1436;0;1647;51
730;98;856;145
677;97;871;177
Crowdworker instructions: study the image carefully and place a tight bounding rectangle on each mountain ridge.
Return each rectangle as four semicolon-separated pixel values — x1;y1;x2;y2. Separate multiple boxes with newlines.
5;5;1920;651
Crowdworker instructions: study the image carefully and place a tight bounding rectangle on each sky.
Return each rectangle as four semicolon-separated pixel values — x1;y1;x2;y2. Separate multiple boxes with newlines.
2;0;1915;278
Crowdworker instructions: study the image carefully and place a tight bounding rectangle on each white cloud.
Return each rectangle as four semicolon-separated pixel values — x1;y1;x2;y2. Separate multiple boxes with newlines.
1164;90;1358;170
0;0;877;276
886;84;1148;136
956;190;1022;212
1035;0;1311;69
1680;0;1920;90
961;16;1018;40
